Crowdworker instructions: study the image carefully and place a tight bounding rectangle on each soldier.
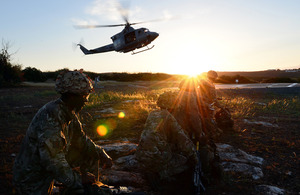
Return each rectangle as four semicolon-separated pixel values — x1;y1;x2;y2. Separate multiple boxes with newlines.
178;77;223;186
197;70;223;139
200;71;234;132
177;77;205;140
198;70;221;107
137;89;205;194
13;70;113;195
135;99;198;194
196;71;224;185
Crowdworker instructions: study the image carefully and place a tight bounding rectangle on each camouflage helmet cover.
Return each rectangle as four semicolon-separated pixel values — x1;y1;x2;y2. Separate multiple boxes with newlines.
207;70;218;79
157;91;178;109
55;69;94;94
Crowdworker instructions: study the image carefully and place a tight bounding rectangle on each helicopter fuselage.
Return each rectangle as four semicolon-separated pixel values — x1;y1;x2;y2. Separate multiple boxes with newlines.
112;27;159;53
78;26;159;55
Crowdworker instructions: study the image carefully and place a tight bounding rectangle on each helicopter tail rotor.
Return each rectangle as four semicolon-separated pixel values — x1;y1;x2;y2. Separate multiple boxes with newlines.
72;38;85;51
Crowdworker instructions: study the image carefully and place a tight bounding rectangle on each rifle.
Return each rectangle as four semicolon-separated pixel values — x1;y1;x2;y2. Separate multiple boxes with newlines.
194;142;205;195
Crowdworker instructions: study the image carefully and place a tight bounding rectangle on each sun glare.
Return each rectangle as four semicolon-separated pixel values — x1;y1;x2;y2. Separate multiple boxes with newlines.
166;43;224;76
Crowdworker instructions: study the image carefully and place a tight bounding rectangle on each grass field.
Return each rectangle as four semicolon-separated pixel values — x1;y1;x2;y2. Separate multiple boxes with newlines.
0;82;299;194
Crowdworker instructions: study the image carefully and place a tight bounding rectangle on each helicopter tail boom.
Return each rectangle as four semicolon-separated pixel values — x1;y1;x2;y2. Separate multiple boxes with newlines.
78;44;115;55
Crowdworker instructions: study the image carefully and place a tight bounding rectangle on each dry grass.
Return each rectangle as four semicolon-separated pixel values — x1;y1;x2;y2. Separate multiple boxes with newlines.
220;96;300;118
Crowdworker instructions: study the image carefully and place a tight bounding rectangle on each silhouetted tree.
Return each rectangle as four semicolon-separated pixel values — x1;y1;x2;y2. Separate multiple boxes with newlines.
0;40;22;87
22;67;46;82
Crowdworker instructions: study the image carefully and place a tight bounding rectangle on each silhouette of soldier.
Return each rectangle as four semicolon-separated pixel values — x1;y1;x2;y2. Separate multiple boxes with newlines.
13;70;113;195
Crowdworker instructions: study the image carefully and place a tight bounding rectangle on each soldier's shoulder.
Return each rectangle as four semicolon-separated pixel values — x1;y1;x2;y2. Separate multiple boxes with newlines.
44;99;67;114
32;99;65;122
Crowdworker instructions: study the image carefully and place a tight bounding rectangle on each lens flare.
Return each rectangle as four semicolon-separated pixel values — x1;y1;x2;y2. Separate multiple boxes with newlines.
97;125;108;136
118;112;125;118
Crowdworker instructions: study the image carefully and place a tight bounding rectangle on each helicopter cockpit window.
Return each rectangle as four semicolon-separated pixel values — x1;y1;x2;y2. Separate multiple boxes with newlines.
125;31;136;44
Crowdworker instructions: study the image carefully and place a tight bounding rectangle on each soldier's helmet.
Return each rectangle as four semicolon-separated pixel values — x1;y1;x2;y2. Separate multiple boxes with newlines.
207;70;218;80
157;91;178;109
55;70;94;94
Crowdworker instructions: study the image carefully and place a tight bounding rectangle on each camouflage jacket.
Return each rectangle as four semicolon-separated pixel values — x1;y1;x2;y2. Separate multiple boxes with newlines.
198;78;217;105
157;91;205;142
135;109;198;181
13;98;109;194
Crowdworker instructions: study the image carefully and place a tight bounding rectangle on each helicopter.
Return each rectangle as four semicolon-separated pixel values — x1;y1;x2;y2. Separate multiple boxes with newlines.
75;16;159;55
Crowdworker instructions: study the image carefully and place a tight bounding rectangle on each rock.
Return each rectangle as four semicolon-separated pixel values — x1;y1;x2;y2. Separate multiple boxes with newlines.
216;143;264;180
98;108;116;114
113;155;139;171
216;143;264;166
255;185;285;195
243;119;279;128
99;142;138;158
255;102;267;106
221;162;264;180
100;169;147;188
109;186;144;194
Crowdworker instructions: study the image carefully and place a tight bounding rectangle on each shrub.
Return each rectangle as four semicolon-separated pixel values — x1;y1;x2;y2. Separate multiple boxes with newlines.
22;67;46;82
261;77;297;83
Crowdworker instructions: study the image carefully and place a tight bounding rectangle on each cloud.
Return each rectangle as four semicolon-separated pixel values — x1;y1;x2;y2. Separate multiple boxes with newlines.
75;0;174;25
86;0;120;21
84;0;143;22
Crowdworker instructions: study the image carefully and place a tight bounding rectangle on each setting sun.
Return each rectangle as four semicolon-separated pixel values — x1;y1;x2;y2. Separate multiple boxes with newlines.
164;42;225;76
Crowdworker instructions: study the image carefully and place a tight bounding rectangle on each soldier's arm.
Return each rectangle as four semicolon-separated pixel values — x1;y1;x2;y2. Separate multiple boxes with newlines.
70;115;112;168
38;129;83;190
188;96;206;141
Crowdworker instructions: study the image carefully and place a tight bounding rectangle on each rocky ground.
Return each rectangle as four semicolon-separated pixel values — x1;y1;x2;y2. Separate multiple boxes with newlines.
0;84;299;194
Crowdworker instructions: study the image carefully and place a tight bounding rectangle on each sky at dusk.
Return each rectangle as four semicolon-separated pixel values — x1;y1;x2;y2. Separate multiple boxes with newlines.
1;0;300;75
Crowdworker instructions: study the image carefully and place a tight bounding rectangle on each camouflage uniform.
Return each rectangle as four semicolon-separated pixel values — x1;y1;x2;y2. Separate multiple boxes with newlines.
135;109;198;184
157;90;205;142
198;78;221;139
196;74;223;184
158;88;221;186
13;70;112;195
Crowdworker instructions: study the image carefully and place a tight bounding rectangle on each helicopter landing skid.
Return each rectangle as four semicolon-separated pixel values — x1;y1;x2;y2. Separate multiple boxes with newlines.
131;45;155;55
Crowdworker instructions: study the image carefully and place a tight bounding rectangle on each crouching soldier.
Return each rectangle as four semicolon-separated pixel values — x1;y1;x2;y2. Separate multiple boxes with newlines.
135;108;198;195
197;70;223;139
13;70;113;195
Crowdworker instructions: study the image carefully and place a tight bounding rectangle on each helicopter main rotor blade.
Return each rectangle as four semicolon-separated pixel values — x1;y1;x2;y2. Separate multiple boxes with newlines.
129;19;164;26
129;16;179;26
74;24;126;29
116;0;130;25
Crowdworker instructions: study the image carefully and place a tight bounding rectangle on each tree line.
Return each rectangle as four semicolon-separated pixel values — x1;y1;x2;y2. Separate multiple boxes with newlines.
1;41;299;87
